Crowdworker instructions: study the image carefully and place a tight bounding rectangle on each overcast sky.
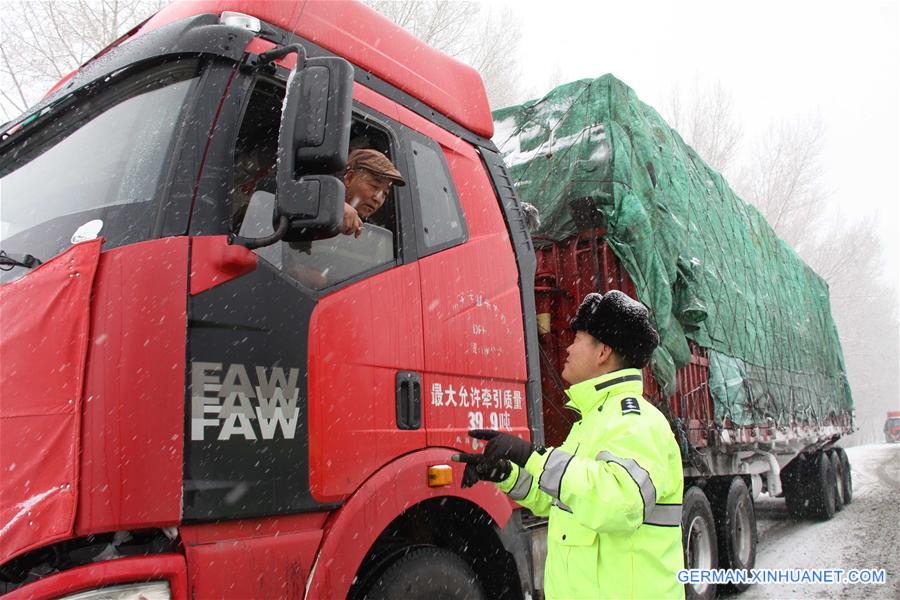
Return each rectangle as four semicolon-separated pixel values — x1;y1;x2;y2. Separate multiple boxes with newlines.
507;0;899;286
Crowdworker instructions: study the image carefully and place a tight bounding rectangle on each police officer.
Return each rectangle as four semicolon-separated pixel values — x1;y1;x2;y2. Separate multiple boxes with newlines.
453;290;685;600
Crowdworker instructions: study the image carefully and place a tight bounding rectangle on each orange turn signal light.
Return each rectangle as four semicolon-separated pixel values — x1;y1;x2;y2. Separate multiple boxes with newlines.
427;464;453;487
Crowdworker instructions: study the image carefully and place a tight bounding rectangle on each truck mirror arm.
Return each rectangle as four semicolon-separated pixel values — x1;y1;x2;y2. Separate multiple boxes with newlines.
255;44;307;70
227;42;307;250
229;215;290;250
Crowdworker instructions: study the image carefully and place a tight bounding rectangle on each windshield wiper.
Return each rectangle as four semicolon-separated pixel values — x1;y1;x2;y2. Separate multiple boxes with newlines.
0;250;42;271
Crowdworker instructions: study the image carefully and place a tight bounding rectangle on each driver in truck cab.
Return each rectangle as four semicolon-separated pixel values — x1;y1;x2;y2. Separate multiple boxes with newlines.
454;290;685;600
233;147;405;237
283;148;405;288
231;145;406;289
340;148;406;237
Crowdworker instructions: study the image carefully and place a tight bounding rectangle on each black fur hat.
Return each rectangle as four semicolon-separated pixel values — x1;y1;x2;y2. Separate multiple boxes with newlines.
570;290;659;368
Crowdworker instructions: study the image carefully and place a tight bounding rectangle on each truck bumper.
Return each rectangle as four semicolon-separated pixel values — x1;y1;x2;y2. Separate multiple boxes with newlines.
2;554;187;600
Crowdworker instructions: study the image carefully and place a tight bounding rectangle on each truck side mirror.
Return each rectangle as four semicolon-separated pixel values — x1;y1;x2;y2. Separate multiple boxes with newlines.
230;46;354;249
275;53;353;242
272;175;344;241
291;56;354;173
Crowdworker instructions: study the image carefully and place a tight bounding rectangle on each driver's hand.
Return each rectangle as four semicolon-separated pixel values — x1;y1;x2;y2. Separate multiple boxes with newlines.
342;203;363;237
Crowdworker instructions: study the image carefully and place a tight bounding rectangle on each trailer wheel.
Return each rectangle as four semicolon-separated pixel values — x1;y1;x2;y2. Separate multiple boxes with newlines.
829;451;845;510
682;486;718;600
712;477;757;592
836;447;852;504
362;546;486;600
807;452;837;520
781;457;810;519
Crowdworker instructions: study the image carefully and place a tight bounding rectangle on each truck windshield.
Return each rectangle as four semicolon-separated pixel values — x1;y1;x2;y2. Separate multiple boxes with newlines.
0;61;200;283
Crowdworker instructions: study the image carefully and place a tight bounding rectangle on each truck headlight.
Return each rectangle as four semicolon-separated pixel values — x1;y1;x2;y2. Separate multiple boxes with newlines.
219;11;262;33
58;581;170;600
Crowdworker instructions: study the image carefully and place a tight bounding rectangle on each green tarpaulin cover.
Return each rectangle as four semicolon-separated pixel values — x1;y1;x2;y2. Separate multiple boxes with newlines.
493;75;852;426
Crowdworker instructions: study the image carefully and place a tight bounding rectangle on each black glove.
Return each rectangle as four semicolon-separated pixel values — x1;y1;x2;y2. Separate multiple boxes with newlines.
468;429;534;467
452;453;512;488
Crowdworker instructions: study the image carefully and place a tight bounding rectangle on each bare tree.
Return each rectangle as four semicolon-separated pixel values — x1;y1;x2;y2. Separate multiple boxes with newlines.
732;116;829;254
365;0;478;57
0;0;165;120
1;0;524;118
463;5;522;108
752;134;899;447
544;61;566;94
666;80;743;173
363;0;523;109
800;214;880;288
665;84;826;254
831;249;900;446
666;83;829;258
666;81;899;447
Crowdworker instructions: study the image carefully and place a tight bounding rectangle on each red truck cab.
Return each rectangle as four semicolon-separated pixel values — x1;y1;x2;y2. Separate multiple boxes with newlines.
0;2;542;598
885;411;900;443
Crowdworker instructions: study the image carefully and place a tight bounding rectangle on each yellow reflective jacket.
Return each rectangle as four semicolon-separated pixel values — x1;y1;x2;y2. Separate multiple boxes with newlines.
498;369;685;600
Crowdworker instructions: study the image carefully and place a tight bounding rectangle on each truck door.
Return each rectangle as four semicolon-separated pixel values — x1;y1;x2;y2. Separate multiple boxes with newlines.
403;131;530;451
299;107;426;504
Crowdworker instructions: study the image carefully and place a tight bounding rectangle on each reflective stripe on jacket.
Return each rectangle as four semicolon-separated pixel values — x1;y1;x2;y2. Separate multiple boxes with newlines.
498;369;685;600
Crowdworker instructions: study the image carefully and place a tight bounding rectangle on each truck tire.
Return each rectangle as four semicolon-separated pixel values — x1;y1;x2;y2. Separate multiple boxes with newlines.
711;477;757;592
781;457;810;519
682;486;718;600
807;452;837;520
829;451;845;510
836;447;852;505
362;547;486;600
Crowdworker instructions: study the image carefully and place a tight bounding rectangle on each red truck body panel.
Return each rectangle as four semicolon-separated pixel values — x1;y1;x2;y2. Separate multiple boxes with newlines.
308;262;426;503
2;554;188;600
0;241;101;564
1;235;261;564
76;239;190;535
133;0;493;139
189;235;258;296
307;448;514;599
181;513;326;598
306;85;531;500
418;138;530;450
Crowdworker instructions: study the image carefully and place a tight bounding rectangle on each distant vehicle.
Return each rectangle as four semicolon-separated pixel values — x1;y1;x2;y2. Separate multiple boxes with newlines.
885;411;900;443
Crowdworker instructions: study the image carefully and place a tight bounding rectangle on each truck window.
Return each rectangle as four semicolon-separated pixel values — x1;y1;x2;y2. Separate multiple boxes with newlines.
407;136;466;253
0;61;200;283
231;79;400;290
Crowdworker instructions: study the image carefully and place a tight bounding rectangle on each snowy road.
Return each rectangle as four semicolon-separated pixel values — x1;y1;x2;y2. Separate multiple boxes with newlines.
726;443;899;599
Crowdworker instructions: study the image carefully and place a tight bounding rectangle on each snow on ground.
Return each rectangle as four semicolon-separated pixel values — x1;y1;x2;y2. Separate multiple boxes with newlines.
726;443;899;599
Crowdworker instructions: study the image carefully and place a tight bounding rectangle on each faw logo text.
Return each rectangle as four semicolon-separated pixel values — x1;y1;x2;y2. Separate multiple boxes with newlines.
191;362;301;441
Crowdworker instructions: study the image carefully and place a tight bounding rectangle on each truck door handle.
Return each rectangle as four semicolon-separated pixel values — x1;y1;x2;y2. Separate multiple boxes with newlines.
396;371;422;430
